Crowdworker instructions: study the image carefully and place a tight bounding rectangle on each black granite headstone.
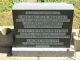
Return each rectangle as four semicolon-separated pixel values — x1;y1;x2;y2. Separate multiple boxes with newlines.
12;3;74;48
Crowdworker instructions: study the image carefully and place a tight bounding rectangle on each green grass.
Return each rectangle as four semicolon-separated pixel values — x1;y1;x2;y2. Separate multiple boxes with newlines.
0;0;21;26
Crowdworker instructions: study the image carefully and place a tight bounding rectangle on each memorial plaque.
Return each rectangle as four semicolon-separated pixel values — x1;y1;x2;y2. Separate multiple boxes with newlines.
12;3;74;48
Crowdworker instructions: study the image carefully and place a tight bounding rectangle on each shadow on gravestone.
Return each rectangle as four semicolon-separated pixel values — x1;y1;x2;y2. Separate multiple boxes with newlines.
0;28;14;56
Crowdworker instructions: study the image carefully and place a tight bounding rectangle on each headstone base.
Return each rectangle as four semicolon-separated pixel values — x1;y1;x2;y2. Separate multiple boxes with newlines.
12;45;74;57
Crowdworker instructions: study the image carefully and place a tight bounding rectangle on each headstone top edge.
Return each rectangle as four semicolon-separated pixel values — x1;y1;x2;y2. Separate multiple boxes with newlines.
12;3;74;10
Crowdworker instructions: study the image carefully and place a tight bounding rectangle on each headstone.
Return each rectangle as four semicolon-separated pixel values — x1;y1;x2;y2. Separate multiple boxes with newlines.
12;3;74;56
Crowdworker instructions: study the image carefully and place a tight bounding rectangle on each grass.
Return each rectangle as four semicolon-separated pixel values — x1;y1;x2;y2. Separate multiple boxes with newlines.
0;12;13;26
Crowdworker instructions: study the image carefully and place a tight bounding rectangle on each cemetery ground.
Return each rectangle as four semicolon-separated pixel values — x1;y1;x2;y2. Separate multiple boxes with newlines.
0;50;80;60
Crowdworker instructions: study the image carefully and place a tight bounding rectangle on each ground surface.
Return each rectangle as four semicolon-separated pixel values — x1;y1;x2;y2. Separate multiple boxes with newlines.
0;52;80;60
